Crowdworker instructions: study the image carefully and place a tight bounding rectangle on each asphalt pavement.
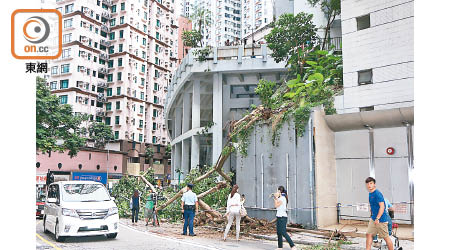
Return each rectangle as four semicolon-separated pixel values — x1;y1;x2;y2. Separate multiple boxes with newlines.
35;218;296;250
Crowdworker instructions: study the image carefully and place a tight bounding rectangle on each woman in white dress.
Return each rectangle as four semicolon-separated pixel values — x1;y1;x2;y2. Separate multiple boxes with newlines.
223;184;242;241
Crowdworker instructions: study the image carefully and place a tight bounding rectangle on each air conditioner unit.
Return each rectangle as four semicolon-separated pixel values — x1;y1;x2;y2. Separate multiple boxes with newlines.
79;66;86;72
80;51;87;57
82;7;90;14
81;36;88;43
77;96;83;102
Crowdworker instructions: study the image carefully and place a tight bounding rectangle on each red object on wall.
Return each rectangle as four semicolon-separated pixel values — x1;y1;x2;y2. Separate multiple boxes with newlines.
386;147;395;155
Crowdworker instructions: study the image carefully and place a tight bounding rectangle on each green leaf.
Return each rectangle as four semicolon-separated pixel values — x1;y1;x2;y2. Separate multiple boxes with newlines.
307;73;324;83
305;61;317;66
316;50;328;56
284;92;296;98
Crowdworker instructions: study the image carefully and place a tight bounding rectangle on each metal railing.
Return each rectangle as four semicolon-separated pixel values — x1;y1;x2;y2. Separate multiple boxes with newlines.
317;37;342;51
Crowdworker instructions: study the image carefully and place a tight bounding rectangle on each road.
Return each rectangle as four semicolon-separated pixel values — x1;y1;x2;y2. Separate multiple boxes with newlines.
35;219;297;250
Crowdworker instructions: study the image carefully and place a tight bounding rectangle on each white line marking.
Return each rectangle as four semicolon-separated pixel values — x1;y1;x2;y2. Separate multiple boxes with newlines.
119;223;223;250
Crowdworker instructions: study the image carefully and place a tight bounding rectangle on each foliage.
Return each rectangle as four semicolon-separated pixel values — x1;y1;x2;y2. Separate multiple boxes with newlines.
36;76;89;157
165;144;171;157
181;30;202;48
308;0;341;50
157;166;232;222
196;121;215;135
189;7;212;47
145;146;154;161
255;79;277;108
265;13;318;75
193;47;212;62
111;169;156;218
88;122;114;148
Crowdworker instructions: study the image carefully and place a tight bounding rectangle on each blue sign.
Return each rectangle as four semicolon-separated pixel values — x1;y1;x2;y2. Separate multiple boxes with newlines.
72;172;107;185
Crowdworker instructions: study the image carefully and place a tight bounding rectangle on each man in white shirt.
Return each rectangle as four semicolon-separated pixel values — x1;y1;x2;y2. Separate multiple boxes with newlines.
181;183;198;236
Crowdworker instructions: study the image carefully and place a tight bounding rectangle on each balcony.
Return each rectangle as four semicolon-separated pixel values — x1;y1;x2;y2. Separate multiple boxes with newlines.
100;39;111;47
102;0;112;6
317;37;342;52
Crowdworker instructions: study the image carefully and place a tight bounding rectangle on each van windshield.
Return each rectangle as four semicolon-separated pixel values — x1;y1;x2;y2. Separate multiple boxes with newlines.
62;184;111;202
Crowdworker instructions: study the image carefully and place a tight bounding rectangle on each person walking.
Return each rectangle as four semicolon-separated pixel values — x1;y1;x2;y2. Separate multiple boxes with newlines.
130;189;140;225
181;183;198;236
223;185;242;241
273;186;295;250
365;177;394;250
373;198;394;246
144;189;156;226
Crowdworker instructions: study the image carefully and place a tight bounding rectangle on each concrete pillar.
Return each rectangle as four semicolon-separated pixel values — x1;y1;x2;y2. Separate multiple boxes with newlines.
174;107;182;138
174;143;183;183
191;135;200;170
181;139;190;179
212;73;223;164
182;92;191;133
192;80;201;129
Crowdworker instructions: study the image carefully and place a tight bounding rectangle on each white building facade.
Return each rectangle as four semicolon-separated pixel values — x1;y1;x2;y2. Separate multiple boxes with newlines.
164;45;288;183
44;0;178;146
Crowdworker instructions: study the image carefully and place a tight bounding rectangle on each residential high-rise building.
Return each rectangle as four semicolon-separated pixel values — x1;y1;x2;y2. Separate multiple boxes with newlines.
213;0;242;46
44;0;178;146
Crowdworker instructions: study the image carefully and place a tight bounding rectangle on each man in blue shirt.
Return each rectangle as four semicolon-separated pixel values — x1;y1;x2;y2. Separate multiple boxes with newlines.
365;177;393;250
181;183;198;236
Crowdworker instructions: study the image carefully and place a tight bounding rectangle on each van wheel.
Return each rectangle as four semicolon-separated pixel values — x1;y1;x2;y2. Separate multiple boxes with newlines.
55;221;66;242
43;216;50;234
106;233;118;239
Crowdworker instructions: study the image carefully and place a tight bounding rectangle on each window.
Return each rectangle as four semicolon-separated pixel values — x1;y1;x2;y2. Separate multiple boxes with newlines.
140;92;144;100
142;38;146;46
152;136;157;143
115;116;120;125
152;122;157;130
139;134;143;142
50;81;57;90
356;14;370;31
116;101;121;110
156;32;160;40
139;120;143;128
230;85;258;98
121;2;125;10
153;109;158;117
107;74;113;82
107;88;112;96
360;106;374;112
61;64;70;73
106;102;111;110
118;58;122;66
60;95;68;104
91;100;95;106
118;44;123;52
63;33;72;43
111;5;117;13
105;117;111;125
65;3;74;14
141;78;145;86
60;79;69;89
109;32;115;40
110;18;116;26
116;87;121;95
96;116;102;122
153;96;158;104
63;18;72;28
119;30;124;38
120;16;124;24
140;105;144;114
109;46;115;54
358;69;373;85
154;70;159;78
51;66;58;75
141;64;145;73
62;48;71;58
108;60;114;68
114;131;119;140
117;72;122;81
156;19;160;27
154;83;158;91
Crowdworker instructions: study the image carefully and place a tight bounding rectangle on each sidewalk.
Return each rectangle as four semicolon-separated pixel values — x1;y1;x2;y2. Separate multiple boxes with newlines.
120;218;414;249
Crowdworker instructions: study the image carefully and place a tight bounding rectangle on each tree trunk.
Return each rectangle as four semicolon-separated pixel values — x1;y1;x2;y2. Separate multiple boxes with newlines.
198;199;222;218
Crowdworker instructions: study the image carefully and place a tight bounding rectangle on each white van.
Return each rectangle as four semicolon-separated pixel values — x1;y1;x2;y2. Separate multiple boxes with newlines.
43;181;119;242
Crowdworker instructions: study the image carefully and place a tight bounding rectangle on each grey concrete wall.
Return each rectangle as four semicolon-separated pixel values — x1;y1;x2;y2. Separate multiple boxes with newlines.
236;119;315;228
335;126;413;224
